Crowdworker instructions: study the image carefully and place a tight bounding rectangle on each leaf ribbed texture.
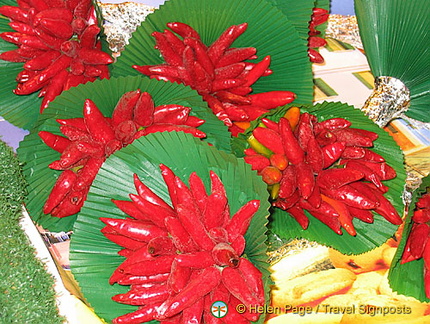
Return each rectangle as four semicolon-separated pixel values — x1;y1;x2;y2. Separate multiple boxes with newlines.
355;0;430;122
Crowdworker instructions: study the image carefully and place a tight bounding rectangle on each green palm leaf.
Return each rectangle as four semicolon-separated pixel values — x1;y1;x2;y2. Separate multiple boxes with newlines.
17;76;230;232
388;174;430;302
355;0;430;122
69;131;271;323
111;0;314;105
233;101;406;254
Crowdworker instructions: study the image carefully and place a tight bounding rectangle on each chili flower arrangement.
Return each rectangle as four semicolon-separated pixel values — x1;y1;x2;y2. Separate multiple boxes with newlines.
38;89;206;219
0;0;113;112
101;164;265;323
242;106;402;236
132;21;296;135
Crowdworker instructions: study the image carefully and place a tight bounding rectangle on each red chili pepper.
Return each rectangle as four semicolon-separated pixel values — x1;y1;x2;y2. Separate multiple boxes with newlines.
101;217;168;243
0;50;27;62
242;55;271;87
24;50;61;71
0;6;29;22
167;22;201;40
140;124;206;138
249;91;296;109
59;124;90;141
147;236;176;256
278;164;297;199
43;170;76;214
214;91;251;105
348;206;374;223
222;104;248;122
238;258;265;305
112;304;159;324
79;24;100;48
231;235;246;256
130;193;175;229
317;118;351;131
40;69;69;112
117;273;169;286
14;55;72;95
38;17;74;39
296;161;315;200
221;266;260;308
182;295;204;324
317;168;364;190
416;193;430;209
174;177;215;251
274;190;300;210
167;260;192;294
82;98;116;144
33;8;74;25
344;160;387;192
308;36;327;48
184;37;214;78
279;117;305;165
73;157;104;191
207;23;248;64
113;284;170;306
306;136;324;173
153;104;191;125
331;128;374;147
122;255;176;276
252;126;284;154
152;31;183;67
132;91;155;127
112;199;149;221
295;112;315;151
157;266;221;320
225;199;260;241
321;194;356;236
361;161;396;181
39;131;71;153
308;49;324;63
164;216;198;253
227;297;259;323
50;189;87;218
174;251;215;269
162;29;186;55
203;192;228;230
133;173;173;210
203;94;232;126
287;205;310;229
188;171;208;212
305;204;342;235
321;184;378;210
360;182;403;225
215;47;257;68
78;48;113;65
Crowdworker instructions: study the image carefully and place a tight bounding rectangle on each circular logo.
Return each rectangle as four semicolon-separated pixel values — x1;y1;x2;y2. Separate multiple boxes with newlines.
210;301;228;318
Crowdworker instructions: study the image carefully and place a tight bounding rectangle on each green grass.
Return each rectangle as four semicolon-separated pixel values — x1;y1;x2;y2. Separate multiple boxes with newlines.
0;140;64;323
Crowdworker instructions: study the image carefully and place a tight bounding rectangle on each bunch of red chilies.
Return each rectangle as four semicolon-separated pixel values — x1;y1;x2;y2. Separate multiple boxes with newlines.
244;109;402;235
0;0;113;112
39;89;206;218
102;165;264;324
133;21;296;133
401;190;430;298
307;7;329;63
